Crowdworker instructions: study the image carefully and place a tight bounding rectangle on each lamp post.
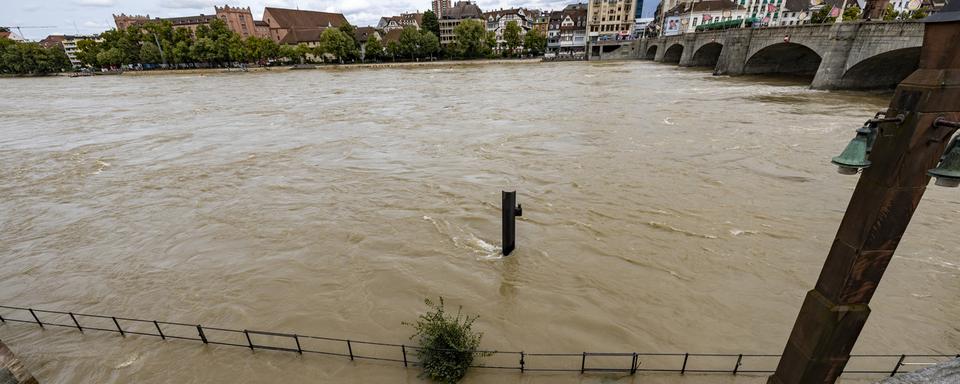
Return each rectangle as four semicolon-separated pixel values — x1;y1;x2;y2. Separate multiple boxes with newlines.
768;3;960;384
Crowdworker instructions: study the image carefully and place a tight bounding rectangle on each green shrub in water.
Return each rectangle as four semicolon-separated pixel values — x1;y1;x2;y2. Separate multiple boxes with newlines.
406;297;487;383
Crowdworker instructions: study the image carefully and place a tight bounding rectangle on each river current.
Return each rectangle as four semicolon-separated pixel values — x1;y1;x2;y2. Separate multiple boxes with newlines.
0;61;957;383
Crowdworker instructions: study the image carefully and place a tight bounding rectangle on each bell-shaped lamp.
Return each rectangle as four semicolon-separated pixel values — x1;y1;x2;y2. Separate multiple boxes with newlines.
832;127;873;175
928;137;960;187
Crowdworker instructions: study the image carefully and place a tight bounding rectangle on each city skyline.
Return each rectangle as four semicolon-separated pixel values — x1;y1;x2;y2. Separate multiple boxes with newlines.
3;0;660;40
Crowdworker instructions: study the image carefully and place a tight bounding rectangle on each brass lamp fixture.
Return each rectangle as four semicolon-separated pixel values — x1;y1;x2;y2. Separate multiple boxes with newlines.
928;118;960;187
831;114;902;175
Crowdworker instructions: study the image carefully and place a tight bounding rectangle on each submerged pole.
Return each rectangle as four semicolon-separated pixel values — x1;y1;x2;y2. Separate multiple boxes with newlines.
502;191;522;256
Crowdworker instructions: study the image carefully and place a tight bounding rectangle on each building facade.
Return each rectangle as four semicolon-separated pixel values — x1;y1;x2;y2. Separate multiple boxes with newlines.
39;34;102;67
684;0;748;31
439;1;484;46
587;0;637;42
377;13;424;32
548;3;588;57
215;5;268;38
483;8;537;52
114;6;267;38
262;7;349;45
432;0;453;17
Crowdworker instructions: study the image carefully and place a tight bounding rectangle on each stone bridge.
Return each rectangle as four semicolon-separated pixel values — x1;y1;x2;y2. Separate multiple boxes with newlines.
629;21;924;89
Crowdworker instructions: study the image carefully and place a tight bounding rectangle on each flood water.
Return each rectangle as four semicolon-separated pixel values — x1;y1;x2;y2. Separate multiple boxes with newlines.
0;61;957;384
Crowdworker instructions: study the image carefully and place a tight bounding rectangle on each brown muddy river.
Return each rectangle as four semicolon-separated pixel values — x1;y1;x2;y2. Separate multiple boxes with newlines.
0;61;957;383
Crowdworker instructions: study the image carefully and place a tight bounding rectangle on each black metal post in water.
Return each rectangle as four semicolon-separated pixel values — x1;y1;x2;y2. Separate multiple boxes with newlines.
502;191;522;256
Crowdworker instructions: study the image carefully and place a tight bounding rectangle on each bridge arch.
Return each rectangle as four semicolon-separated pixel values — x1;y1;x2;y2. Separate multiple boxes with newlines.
691;42;723;67
744;42;822;76
663;44;684;64
645;45;658;60
840;47;921;90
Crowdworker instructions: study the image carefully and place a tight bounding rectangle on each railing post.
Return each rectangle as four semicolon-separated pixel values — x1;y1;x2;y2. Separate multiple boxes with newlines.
197;325;208;344
153;321;165;340
244;330;254;350
347;340;354;360
68;312;82;333
580;352;586;374
631;353;639;375
402;345;408;367
681;353;689;375
112;317;124;337
0;313;5;323
733;354;743;375
890;354;906;377
520;352;525;373
28;309;43;328
294;335;302;354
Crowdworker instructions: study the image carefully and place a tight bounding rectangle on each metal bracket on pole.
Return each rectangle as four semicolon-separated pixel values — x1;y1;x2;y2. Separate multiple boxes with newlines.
502;191;522;256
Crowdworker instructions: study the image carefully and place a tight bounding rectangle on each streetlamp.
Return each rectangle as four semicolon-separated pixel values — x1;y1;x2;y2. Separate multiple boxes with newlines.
830;114;902;174
769;2;960;383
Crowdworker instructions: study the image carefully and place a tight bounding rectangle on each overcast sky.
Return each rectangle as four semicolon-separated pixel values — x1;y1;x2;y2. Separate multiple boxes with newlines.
2;0;660;40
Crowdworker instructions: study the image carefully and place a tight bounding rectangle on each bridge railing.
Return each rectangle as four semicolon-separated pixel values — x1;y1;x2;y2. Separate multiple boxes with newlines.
0;305;956;377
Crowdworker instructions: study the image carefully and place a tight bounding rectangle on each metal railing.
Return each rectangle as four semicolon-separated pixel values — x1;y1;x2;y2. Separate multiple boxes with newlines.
0;305;956;377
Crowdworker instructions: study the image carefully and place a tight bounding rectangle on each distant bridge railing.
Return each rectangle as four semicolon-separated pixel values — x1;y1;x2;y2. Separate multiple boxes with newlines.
0;305;956;377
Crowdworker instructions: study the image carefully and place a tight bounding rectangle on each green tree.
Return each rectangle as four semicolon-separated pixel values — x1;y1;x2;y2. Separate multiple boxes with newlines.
422;10;441;37
364;35;383;62
503;21;523;57
338;23;359;49
277;44;299;64
452;19;488;59
76;39;101;67
245;37;278;64
191;37;218;64
882;4;897;20
842;5;861;21
911;7;928;19
97;47;125;68
398;26;422;60
810;6;834;23
171;41;192;65
386;41;401;61
420;31;440;59
139;42;162;64
523;28;546;56
318;28;355;63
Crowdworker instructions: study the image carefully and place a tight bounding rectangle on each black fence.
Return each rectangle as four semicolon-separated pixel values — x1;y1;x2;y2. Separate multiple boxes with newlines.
1;305;956;377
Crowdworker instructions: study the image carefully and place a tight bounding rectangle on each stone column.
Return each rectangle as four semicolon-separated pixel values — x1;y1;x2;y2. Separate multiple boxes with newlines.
714;29;753;75
811;23;860;89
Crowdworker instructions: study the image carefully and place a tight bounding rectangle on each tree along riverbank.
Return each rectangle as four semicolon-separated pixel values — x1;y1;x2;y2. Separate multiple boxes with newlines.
46;58;545;77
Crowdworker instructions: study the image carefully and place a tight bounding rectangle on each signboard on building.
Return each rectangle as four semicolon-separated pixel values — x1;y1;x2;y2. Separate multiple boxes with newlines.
663;16;682;36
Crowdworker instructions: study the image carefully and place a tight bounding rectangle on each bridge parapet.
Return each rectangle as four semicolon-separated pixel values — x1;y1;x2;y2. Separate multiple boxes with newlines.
637;21;924;90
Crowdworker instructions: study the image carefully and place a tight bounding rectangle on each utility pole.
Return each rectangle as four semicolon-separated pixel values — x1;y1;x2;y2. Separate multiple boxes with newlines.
768;3;960;384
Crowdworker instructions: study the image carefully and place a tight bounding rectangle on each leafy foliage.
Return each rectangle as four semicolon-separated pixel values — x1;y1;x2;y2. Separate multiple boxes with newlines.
364;35;383;61
0;38;71;75
450;19;493;59
523;28;547;56
842;5;862;21
503;21;523;57
318;27;357;63
406;298;486;384
422;10;441;37
810;6;835;23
